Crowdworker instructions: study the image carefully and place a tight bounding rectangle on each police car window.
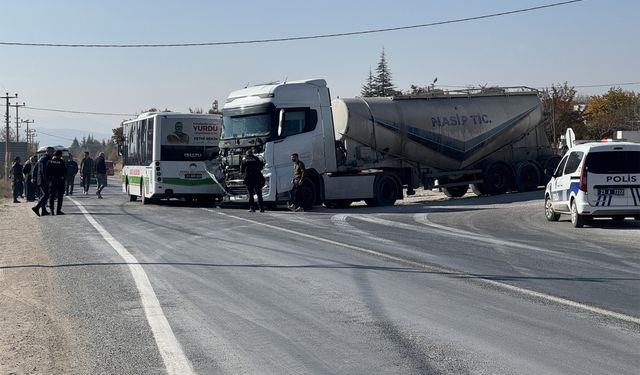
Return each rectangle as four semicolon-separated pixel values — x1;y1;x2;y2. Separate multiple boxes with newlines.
585;151;640;173
564;151;584;174
554;156;568;177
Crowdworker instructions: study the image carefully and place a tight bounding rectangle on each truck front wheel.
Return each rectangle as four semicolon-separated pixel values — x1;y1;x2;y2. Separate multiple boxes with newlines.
365;174;399;207
300;178;317;210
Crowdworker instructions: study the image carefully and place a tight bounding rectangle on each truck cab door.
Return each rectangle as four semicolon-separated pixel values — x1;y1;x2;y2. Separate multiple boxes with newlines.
272;107;322;197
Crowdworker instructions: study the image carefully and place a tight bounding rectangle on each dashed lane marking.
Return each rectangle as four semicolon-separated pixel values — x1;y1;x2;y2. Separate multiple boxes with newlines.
204;208;640;327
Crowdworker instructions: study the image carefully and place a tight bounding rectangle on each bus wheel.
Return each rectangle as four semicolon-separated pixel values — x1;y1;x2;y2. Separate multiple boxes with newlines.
141;183;150;205
127;183;137;201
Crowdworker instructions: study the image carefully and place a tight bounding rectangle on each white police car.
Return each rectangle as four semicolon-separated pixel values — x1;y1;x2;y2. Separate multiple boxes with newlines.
544;142;640;227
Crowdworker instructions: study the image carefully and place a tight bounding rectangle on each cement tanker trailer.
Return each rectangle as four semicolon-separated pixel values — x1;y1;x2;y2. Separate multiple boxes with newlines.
213;79;558;208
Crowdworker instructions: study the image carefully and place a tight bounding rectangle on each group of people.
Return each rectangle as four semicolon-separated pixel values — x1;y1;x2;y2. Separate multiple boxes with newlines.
240;151;306;213
9;148;109;217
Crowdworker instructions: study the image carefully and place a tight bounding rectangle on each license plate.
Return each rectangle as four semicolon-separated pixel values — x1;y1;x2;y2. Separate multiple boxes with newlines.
184;173;202;179
598;188;624;196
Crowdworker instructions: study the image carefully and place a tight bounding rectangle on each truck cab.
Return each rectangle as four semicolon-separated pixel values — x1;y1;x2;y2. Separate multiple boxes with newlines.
219;79;337;205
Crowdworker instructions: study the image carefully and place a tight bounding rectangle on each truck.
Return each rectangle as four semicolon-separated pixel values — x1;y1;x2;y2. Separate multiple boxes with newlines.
209;79;558;208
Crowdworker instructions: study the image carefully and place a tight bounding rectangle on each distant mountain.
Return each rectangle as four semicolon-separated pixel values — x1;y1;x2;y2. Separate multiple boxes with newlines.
35;127;113;148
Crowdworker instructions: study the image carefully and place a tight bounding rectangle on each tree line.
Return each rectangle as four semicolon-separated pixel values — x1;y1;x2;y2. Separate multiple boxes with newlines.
361;48;640;143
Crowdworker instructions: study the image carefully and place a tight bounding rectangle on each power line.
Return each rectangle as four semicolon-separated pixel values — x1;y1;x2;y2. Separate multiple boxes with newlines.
35;129;76;141
25;106;134;116
0;1;583;48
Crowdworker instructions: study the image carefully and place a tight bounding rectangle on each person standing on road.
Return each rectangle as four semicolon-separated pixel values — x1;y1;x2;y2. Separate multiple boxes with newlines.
65;155;79;196
22;155;37;202
9;157;24;203
46;150;67;215
95;152;107;199
80;151;94;195
32;146;54;216
288;153;306;211
240;149;265;212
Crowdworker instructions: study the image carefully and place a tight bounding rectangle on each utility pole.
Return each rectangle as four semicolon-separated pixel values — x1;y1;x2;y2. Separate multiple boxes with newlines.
10;101;25;142
22;119;34;149
2;93;18;181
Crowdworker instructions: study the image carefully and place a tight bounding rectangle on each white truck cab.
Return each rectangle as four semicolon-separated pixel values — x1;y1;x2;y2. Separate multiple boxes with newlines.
544;141;640;227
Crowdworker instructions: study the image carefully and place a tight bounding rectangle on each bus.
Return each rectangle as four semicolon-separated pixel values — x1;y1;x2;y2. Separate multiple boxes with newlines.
121;112;224;204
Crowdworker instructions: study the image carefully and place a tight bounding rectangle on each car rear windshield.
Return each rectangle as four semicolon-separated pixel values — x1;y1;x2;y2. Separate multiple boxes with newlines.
585;151;640;173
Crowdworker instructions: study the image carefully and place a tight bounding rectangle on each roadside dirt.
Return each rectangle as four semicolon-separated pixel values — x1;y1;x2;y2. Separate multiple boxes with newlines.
0;199;79;374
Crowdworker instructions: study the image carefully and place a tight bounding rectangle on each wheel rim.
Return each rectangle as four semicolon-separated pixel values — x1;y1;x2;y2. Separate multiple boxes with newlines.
545;197;553;219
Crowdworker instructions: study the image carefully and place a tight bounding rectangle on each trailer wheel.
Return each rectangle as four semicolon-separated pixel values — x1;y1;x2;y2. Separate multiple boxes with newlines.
442;185;469;198
365;174;399;206
481;163;512;196
515;161;541;192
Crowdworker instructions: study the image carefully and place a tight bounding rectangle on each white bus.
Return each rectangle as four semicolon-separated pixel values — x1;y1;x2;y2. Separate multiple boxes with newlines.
121;112;224;204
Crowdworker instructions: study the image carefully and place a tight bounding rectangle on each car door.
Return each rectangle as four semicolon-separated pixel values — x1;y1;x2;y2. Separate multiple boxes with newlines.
550;155;569;211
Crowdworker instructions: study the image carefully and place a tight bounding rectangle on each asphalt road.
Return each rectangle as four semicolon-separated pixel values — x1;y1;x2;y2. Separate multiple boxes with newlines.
39;181;640;374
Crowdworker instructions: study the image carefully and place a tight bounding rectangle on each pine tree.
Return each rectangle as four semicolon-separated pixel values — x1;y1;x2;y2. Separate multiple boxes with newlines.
361;68;376;97
374;47;397;97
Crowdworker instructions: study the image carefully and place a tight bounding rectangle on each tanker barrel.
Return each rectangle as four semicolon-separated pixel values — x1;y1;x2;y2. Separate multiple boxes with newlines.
332;91;544;171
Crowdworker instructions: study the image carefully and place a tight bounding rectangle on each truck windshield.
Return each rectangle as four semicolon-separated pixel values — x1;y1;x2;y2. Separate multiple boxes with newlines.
222;113;273;140
585;151;640;174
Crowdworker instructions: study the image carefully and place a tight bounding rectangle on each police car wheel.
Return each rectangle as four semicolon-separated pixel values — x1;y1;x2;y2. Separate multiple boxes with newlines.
545;195;560;222
570;201;584;228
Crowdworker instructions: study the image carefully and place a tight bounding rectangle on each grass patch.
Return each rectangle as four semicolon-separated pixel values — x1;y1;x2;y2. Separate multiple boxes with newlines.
0;179;12;199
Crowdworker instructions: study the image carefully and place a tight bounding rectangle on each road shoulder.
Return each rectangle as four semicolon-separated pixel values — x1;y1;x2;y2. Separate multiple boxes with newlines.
0;199;81;374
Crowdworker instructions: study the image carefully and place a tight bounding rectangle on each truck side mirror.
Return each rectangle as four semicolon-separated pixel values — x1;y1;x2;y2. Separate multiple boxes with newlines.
277;109;284;137
117;145;124;156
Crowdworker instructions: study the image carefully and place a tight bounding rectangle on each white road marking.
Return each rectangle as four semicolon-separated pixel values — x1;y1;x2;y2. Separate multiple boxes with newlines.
205;208;640;326
71;197;196;375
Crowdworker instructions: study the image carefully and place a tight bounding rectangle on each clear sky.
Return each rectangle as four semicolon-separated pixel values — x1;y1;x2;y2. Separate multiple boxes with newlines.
0;0;638;144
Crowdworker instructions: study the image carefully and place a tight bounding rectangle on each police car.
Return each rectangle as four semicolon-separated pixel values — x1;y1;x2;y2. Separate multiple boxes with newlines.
544;141;640;227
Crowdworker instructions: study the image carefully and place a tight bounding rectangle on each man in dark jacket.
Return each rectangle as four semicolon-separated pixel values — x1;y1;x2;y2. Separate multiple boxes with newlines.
22;155;37;201
288;153;306;211
47;150;67;215
10;157;24;203
240;149;265;212
95;152;107;199
32;146;54;216
65;155;79;195
80;151;94;195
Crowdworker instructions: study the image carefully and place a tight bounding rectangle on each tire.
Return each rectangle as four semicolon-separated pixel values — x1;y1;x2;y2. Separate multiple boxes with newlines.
479;163;513;196
365;174;399;207
324;200;353;208
570;200;585;228
545;195;560;222
127;183;137;201
141;183;149;205
300;178;317;210
515;161;541;192
471;184;487;196
442;184;469;198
